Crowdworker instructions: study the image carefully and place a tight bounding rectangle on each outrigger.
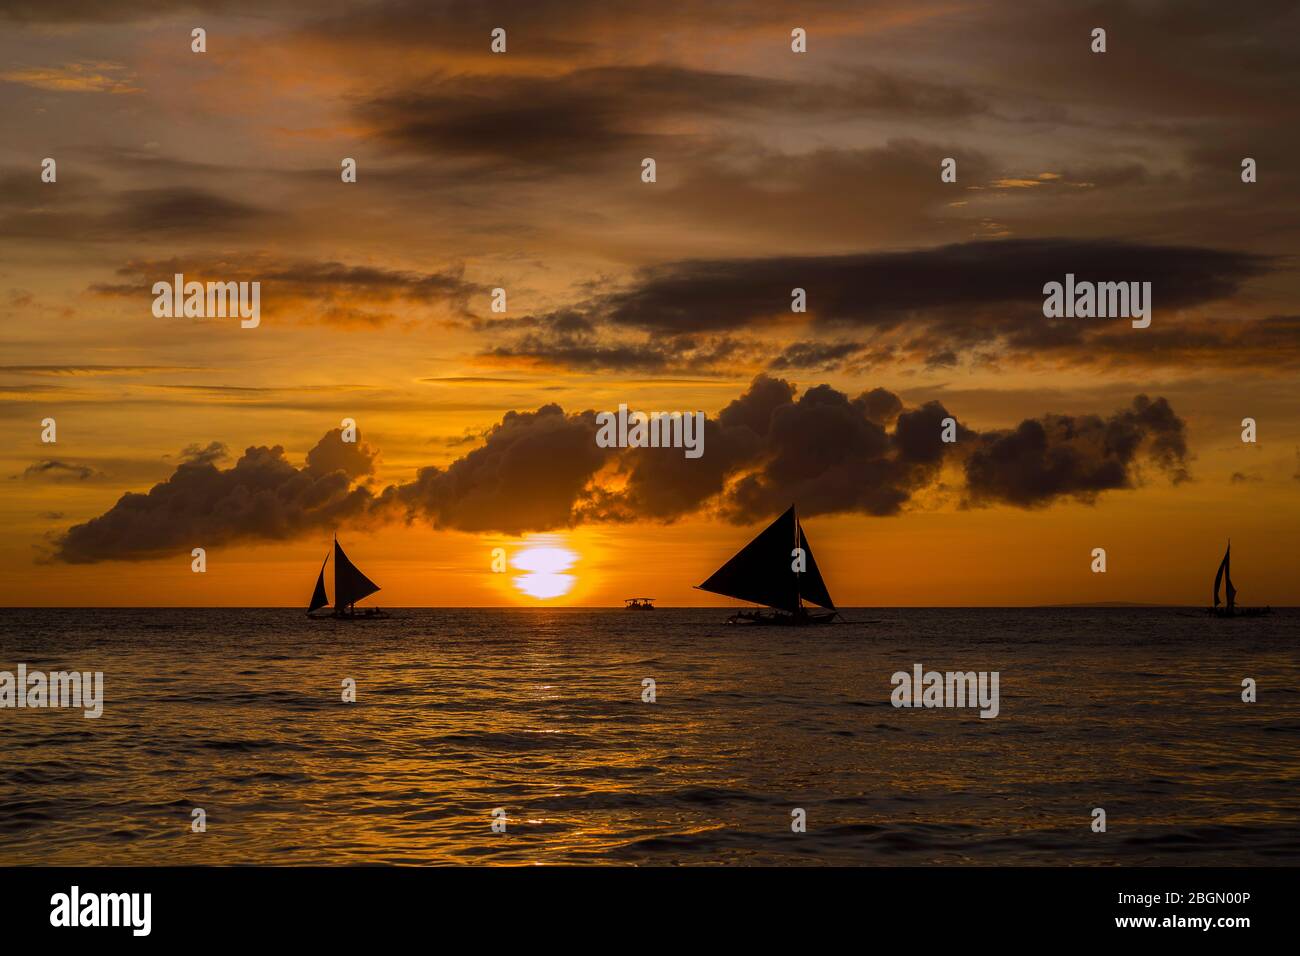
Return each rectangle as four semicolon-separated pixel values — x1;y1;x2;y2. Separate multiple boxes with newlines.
624;598;656;610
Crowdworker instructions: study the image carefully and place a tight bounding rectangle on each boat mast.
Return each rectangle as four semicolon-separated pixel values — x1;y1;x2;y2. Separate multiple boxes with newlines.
792;503;802;611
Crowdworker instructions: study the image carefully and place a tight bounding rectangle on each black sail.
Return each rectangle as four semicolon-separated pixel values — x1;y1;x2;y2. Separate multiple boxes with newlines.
1224;545;1236;611
697;506;835;613
307;551;330;613
334;539;380;609
1213;550;1224;606
1213;541;1230;608
797;524;835;610
698;506;800;612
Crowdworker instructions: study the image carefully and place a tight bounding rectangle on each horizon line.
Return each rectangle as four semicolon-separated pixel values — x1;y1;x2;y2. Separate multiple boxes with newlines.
2;603;1277;611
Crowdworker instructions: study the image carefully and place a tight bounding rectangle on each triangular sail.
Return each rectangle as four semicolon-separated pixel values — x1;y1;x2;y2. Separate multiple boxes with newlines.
1213;544;1226;607
697;506;835;613
1224;545;1236;611
698;506;800;612
797;524;835;610
334;539;380;608
307;550;330;613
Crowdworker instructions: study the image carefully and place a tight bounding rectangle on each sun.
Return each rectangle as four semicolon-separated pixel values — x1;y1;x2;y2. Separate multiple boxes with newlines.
511;537;578;600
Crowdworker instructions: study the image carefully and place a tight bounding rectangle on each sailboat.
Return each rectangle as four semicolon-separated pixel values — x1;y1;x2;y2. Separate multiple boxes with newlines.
1207;539;1270;618
307;536;390;619
696;505;838;625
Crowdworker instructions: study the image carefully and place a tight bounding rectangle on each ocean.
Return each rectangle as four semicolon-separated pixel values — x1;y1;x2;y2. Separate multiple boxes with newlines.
2;607;1297;865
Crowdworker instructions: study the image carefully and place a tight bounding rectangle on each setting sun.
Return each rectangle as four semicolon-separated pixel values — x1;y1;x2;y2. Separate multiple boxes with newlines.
511;539;578;600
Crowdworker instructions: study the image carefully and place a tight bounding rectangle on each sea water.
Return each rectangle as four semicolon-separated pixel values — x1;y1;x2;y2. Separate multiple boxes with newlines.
0;607;1296;865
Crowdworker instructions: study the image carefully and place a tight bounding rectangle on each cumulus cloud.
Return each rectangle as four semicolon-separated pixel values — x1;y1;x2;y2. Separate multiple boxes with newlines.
51;378;1192;561
306;427;378;479
379;405;612;533
962;395;1189;507
175;442;229;466
54;430;379;563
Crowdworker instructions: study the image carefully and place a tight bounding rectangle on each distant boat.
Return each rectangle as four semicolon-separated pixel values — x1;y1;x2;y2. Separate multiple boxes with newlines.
624;598;655;610
696;505;838;625
308;536;390;619
1207;539;1270;618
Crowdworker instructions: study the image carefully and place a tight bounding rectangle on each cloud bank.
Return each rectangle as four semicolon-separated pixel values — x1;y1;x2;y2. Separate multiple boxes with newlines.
52;378;1190;562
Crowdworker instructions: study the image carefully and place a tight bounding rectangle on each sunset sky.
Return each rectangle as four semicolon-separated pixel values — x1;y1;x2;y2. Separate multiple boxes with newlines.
1;0;1297;607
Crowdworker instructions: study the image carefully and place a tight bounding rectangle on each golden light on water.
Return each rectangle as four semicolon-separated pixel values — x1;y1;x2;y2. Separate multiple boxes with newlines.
512;538;578;600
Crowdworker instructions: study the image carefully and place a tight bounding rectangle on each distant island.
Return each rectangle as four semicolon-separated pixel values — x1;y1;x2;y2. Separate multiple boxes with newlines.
1036;601;1183;608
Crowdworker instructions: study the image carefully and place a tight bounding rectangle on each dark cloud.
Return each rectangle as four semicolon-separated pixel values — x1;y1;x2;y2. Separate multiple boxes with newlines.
0;0;341;22
718;383;949;522
492;239;1275;372
924;349;959;369
963;395;1189;508
378;405;612;534
53;378;1193;560
483;324;750;372
308;1;951;65
91;256;484;327
176;442;228;466
53;430;378;563
484;335;670;372
0;167;96;210
768;340;870;371
115;188;267;236
585;376;796;524
14;460;104;482
0;166;104;241
587;378;1172;524
0;175;269;243
361;64;982;168
860;387;904;427
1080;314;1300;370
591;239;1270;336
306;427;378;480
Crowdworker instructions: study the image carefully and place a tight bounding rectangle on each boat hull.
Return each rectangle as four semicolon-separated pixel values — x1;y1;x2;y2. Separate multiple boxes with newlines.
1206;606;1271;618
726;609;838;626
308;608;392;620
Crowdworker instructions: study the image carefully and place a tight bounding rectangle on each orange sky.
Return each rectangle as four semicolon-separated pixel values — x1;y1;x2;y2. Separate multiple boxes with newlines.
1;1;1297;607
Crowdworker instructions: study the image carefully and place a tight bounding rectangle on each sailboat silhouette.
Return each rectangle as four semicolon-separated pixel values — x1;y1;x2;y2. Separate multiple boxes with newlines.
696;505;838;625
1207;539;1270;618
307;536;389;619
